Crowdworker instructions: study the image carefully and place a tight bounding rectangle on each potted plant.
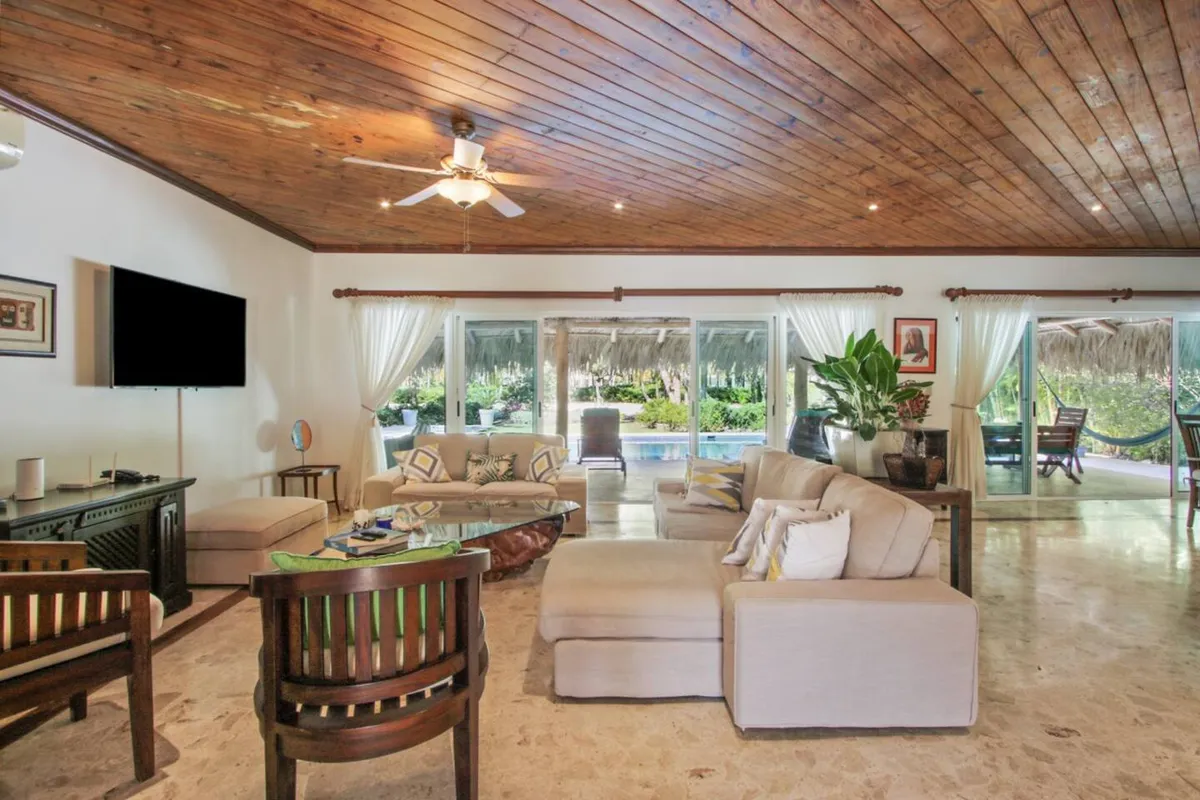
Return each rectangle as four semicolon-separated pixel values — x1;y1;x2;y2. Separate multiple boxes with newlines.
467;384;501;428
808;330;932;477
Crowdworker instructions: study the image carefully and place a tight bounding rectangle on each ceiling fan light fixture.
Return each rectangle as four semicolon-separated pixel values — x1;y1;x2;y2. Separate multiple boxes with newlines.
437;177;491;208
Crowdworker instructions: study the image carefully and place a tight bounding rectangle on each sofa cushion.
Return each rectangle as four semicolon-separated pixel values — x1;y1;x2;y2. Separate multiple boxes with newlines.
414;434;488;481
187;497;328;551
818;474;933;579
539;540;737;641
391;481;480;501
723;497;820;566
488;433;565;482
684;459;745;511
752;451;842;505
474;480;558;499
655;490;748;542
398;444;451;484
739;445;768;512
465;451;516;484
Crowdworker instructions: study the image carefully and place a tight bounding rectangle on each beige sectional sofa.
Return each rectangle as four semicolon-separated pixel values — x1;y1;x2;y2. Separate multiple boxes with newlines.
363;433;587;534
541;447;978;729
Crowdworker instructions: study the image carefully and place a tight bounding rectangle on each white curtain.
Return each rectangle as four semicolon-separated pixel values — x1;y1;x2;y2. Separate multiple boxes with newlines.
344;296;453;509
779;292;883;360
950;296;1034;499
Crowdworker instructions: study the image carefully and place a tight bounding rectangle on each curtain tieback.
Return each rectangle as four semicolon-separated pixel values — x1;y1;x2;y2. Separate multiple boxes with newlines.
950;403;977;411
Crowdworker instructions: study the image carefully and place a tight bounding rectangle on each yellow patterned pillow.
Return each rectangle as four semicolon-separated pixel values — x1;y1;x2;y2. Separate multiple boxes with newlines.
743;506;832;581
398;444;451;484
528;443;569;484
683;458;745;511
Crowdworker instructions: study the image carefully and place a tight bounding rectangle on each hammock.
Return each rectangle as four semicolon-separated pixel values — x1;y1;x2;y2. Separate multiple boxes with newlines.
1038;372;1198;448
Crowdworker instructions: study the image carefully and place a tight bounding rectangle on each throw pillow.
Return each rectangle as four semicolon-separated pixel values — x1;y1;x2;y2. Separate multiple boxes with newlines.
723;497;820;566
683;458;745;511
767;510;852;581
465;451;516;484
528;443;570;484
742;506;832;581
398;444;451;484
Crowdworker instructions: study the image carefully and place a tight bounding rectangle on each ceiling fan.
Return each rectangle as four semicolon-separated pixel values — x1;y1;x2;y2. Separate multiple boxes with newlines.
343;120;573;218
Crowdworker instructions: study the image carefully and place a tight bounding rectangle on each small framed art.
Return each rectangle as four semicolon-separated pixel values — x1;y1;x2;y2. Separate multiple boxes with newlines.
894;318;936;374
0;274;57;358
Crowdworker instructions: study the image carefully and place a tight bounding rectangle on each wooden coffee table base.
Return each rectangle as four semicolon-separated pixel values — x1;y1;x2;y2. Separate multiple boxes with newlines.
477;516;565;582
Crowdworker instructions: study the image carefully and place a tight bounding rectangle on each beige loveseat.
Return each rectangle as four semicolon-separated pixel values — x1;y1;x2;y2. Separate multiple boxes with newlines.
540;448;978;730
363;433;587;534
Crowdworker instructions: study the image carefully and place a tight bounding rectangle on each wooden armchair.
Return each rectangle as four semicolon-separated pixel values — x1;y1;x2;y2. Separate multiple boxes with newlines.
0;540;155;781
1038;424;1084;484
250;548;491;800
1053;406;1089;475
1176;413;1200;528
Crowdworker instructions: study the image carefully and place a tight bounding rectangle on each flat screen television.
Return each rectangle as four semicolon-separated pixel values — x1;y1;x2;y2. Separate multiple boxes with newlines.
110;266;247;388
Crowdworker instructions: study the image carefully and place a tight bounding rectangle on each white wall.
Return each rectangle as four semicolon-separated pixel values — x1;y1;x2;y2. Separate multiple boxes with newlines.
309;253;1200;471
0;121;314;511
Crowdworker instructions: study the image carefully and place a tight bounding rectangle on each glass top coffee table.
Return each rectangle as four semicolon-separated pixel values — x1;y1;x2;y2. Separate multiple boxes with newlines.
320;499;579;581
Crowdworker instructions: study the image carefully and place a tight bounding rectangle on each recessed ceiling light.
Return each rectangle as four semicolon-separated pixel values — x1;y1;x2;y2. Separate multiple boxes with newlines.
613;201;624;211
1090;203;1103;212
380;200;391;209
867;202;879;212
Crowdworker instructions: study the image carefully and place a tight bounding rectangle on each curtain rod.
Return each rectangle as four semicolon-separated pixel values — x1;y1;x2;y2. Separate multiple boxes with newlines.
945;288;1141;301
331;285;903;300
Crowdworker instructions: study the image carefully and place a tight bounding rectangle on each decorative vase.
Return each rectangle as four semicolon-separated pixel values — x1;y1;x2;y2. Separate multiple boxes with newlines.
824;425;905;478
478;409;496;427
401;408;419;427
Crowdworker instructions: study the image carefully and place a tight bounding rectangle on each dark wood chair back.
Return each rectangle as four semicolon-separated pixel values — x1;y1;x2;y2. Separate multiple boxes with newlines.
1037;424;1080;455
0;541;155;781
1176;413;1200;467
249;548;490;800
1053;406;1089;430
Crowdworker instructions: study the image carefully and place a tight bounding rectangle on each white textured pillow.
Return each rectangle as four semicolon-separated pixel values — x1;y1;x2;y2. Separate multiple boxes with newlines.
723;497;820;566
768;510;852;581
742;505;832;581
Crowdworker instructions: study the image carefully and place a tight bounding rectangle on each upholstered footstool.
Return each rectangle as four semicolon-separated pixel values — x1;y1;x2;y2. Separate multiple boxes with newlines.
186;497;328;585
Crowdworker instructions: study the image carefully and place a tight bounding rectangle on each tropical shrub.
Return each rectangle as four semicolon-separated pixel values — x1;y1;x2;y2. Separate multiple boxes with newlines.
727;402;766;431
699;398;730;432
638;398;688;431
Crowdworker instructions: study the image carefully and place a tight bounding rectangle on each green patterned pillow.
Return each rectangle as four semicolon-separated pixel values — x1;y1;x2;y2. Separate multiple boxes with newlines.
270;540;461;572
465;451;516;484
683;458;745;511
528;443;569;484
398;444;451;484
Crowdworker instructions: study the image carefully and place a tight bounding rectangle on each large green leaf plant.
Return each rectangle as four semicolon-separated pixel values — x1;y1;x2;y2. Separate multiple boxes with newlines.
807;330;932;442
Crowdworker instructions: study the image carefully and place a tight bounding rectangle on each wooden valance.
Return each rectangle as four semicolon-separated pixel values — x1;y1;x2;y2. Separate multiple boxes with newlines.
944;288;1200;302
331;285;903;300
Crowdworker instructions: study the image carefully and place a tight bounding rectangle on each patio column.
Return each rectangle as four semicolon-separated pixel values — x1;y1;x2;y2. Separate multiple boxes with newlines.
555;319;570;440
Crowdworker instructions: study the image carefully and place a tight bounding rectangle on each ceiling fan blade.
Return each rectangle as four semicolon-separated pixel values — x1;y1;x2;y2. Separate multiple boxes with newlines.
394;182;442;206
452;138;485;171
485;187;525;218
485;170;574;190
343;156;445;175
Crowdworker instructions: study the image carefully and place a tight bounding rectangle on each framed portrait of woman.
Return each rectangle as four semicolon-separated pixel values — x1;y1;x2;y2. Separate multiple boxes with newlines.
894;318;937;374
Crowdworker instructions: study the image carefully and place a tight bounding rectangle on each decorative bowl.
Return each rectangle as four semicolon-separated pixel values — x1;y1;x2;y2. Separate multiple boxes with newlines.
882;454;945;491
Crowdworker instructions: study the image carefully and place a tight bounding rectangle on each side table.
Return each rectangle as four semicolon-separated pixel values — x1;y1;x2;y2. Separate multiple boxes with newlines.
278;465;342;516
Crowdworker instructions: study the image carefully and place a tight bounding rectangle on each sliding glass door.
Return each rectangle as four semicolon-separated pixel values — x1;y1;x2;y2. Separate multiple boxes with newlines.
978;321;1035;496
454;318;541;433
1173;317;1200;494
691;318;773;459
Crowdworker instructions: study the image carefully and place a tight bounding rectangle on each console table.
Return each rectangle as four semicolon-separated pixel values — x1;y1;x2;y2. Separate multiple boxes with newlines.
0;478;196;615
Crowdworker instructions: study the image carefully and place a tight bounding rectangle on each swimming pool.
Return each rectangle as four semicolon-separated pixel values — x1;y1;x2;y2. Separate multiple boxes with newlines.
571;432;766;462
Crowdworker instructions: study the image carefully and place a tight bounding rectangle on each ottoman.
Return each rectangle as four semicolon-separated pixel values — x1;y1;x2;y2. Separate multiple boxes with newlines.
186;497;328;585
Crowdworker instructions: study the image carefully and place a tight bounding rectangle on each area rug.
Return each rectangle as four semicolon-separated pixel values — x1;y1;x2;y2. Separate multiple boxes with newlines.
0;701;180;800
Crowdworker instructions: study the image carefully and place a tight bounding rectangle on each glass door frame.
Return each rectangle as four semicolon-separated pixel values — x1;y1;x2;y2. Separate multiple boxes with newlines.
1170;314;1198;498
448;313;544;435
689;314;780;458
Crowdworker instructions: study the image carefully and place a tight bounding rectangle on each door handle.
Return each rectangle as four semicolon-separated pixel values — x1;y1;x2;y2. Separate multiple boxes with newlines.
457;401;461;417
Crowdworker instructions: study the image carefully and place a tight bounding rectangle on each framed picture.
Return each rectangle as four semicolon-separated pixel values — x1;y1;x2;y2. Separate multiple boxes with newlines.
894;318;936;374
0;274;57;358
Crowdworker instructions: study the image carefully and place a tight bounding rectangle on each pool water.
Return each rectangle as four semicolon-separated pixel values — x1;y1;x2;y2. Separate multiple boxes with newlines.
571;433;766;462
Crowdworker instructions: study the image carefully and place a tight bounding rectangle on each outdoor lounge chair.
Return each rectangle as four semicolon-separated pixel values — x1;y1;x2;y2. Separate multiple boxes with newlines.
578;407;626;476
1052;406;1089;475
1038;424;1083;484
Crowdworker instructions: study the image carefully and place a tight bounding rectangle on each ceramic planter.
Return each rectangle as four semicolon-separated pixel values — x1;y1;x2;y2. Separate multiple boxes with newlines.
825;425;906;478
401;409;419;427
478;409;496;427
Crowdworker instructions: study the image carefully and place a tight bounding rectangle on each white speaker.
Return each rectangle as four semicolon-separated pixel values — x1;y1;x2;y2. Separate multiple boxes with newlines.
0;106;25;171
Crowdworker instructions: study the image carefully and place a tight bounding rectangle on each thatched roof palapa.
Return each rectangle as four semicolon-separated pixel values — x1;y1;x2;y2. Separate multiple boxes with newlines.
1036;317;1175;379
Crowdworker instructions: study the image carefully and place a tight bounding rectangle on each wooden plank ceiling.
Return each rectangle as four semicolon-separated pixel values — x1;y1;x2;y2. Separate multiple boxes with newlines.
2;0;1200;252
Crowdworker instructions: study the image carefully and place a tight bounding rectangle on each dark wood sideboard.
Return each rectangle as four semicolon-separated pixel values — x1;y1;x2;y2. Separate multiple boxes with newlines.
0;478;196;615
